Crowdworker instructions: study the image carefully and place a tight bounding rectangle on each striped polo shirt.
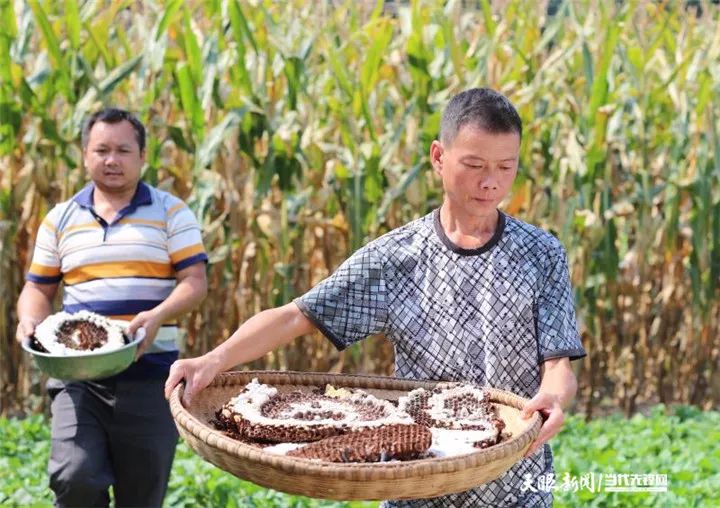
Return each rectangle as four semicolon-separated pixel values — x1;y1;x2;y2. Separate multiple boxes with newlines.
26;181;208;369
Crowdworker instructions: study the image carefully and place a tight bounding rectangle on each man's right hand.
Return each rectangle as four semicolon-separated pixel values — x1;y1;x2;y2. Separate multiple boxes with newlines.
164;352;224;407
16;317;40;344
164;303;315;407
16;281;57;344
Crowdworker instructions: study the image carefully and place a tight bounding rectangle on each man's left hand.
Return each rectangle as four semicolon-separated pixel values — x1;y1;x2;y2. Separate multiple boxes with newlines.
127;310;163;359
520;392;564;457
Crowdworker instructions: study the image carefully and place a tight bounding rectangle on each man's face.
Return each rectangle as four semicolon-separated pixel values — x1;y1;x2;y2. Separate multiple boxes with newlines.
431;125;520;219
83;120;144;194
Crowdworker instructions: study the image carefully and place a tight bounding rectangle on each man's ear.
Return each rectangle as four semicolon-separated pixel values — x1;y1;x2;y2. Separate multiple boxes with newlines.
430;140;443;174
81;147;89;167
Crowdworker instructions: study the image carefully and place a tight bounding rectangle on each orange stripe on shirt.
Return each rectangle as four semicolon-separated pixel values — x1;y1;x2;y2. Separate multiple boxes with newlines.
167;203;186;218
108;314;178;326
29;262;61;277
59;222;102;240
64;261;174;285
118;218;166;228
169;243;205;264
41;218;57;234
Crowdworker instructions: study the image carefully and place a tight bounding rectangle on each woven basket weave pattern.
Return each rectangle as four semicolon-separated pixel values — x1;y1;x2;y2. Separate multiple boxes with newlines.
170;371;542;500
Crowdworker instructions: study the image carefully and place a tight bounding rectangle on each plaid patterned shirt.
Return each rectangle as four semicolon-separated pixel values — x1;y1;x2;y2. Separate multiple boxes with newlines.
296;209;586;507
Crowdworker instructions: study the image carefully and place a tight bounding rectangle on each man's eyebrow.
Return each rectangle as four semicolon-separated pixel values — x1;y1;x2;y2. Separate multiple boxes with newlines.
459;155;517;162
93;142;133;149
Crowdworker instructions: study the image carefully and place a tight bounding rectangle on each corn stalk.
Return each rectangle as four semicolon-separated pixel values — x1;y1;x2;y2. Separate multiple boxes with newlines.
1;0;719;417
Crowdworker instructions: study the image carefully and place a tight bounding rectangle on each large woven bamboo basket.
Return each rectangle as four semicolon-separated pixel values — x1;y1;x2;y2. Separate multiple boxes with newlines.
169;370;542;501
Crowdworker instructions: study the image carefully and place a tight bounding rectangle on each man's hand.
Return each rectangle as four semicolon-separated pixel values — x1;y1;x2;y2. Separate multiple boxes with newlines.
16;281;57;344
126;263;207;360
520;392;564;457
127;310;163;359
16;317;41;344
164;353;223;407
520;357;578;458
163;302;317;407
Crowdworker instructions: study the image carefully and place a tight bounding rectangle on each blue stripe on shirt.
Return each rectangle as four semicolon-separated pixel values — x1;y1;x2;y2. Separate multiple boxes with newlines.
173;253;209;271
64;299;165;315
27;273;63;284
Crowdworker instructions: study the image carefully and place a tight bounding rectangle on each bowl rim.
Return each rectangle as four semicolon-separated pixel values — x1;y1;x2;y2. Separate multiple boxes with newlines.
21;332;144;358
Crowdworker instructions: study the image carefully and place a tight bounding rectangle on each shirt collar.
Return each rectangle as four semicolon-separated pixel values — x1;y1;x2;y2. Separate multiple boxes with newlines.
72;181;152;209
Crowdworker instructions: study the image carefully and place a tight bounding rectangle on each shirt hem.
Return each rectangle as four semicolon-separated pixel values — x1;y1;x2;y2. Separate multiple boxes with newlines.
26;273;62;284
293;299;347;351
173;253;209;271
540;348;587;362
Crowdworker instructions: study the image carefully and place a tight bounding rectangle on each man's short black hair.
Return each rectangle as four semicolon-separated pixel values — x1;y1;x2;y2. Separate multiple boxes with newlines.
440;88;522;145
81;108;146;152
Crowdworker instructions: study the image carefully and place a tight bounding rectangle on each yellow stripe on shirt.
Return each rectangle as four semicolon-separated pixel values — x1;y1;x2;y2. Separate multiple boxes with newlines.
59;222;102;241
108;314;179;326
118;218;166;228
169;243;206;264
64;260;174;285
29;262;61;277
41;218;57;234
166;202;186;218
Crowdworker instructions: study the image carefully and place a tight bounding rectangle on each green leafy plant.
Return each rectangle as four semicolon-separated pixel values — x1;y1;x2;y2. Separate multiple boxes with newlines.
2;407;718;507
553;406;720;507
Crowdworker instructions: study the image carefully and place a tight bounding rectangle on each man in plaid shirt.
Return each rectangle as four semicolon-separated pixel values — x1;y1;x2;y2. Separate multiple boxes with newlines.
166;88;586;506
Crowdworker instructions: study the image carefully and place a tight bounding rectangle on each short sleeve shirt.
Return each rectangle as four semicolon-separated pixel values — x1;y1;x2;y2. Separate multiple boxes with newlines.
295;209;586;507
26;182;208;367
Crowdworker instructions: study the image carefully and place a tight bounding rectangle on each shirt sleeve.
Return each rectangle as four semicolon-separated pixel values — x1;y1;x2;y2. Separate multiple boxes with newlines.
294;245;388;351
536;242;586;362
26;207;63;284
166;200;208;271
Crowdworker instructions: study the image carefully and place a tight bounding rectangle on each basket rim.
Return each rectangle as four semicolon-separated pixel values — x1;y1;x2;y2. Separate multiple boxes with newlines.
170;370;542;479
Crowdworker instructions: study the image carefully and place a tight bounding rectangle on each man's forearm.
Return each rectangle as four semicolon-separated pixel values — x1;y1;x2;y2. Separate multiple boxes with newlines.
151;274;207;323
539;357;578;408
17;283;56;323
208;303;316;372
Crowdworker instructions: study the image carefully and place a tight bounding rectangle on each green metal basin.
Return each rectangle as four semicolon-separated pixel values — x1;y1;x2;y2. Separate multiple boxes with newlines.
22;331;144;381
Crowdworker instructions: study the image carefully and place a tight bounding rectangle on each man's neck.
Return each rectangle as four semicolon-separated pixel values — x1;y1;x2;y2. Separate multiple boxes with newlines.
91;183;139;223
439;202;499;249
93;184;137;210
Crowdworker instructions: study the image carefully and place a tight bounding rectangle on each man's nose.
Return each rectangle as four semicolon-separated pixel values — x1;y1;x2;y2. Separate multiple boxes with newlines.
479;177;498;190
104;152;119;165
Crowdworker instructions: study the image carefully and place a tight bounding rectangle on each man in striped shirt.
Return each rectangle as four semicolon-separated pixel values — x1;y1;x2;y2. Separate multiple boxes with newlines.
16;108;208;507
